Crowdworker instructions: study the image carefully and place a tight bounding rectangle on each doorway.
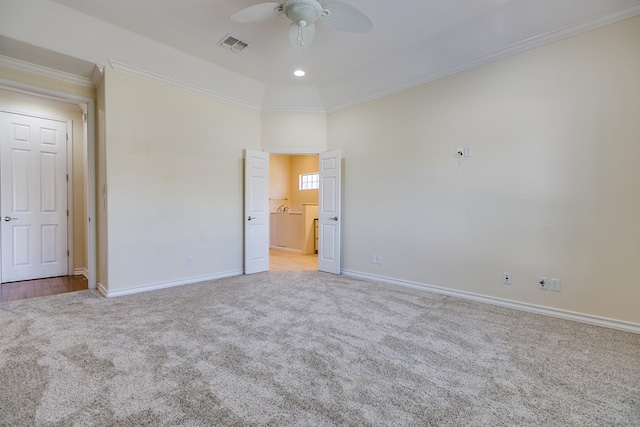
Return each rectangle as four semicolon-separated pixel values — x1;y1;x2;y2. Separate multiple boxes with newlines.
268;154;319;271
0;85;96;293
244;149;341;275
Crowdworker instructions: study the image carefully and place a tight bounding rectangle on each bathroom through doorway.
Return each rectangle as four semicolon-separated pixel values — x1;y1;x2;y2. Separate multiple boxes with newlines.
269;154;319;271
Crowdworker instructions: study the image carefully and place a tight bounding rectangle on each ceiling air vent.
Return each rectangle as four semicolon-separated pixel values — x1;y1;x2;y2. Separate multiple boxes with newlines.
218;34;249;53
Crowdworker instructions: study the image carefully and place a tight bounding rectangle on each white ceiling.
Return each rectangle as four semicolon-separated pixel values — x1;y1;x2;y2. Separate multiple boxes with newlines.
2;0;640;112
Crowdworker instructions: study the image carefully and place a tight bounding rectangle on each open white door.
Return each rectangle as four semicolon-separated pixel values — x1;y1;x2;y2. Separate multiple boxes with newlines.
0;112;68;282
318;150;341;274
244;149;269;274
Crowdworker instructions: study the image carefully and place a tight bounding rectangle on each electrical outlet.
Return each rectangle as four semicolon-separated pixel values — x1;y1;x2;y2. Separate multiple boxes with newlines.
370;255;376;264
538;276;547;289
376;256;383;265
550;278;561;292
187;256;194;266
464;146;473;157
503;272;511;285
456;148;464;158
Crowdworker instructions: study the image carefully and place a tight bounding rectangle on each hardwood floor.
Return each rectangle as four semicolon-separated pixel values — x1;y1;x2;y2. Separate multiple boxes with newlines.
0;275;88;302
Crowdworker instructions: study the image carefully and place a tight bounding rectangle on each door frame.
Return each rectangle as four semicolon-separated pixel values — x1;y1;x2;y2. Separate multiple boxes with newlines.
0;81;97;290
66;118;74;277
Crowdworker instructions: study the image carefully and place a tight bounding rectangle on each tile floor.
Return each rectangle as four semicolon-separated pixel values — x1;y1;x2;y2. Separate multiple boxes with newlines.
269;249;318;271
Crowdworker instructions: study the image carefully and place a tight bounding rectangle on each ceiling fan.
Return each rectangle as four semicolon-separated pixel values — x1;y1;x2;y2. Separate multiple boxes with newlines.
231;0;373;52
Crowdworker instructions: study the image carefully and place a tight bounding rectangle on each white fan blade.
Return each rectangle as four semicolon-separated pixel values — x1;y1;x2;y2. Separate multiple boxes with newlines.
231;2;283;23
288;23;316;52
321;2;373;33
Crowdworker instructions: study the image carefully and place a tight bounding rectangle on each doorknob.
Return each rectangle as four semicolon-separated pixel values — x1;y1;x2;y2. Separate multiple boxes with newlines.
330;216;338;221
3;216;18;222
247;216;256;221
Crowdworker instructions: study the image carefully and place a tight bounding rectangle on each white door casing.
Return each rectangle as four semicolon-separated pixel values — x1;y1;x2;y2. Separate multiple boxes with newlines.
244;149;269;274
0;112;68;282
318;150;341;274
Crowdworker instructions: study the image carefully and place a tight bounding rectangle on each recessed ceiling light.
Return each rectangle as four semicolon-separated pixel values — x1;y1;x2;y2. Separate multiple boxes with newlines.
293;69;306;77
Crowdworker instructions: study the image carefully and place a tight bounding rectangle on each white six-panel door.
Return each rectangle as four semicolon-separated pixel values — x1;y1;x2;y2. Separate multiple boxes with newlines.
318;150;341;274
244;149;270;274
0;112;68;283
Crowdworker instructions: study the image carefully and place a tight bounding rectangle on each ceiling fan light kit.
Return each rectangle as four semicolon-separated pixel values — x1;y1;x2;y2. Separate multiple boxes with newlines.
284;0;323;27
231;0;372;51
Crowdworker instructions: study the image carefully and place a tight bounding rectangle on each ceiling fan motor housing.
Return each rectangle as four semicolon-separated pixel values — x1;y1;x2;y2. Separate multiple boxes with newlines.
283;0;323;27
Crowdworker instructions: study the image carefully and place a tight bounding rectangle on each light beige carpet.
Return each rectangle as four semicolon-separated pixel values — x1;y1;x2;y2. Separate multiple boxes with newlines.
1;271;638;426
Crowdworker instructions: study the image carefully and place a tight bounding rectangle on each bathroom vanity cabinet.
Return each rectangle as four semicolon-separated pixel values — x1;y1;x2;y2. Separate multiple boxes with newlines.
270;204;318;254
270;212;303;250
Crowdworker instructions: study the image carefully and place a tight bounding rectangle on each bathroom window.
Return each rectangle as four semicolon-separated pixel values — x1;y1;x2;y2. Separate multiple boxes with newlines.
299;173;319;190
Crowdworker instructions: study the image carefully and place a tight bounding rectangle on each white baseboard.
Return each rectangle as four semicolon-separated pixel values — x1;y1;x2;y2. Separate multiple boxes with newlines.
96;281;108;297
342;269;640;335
98;270;243;298
73;268;88;278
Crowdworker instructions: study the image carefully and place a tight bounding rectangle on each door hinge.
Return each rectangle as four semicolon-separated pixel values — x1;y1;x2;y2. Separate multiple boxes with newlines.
66;133;69;141
67;250;69;257
66;174;69;182
67;209;69;216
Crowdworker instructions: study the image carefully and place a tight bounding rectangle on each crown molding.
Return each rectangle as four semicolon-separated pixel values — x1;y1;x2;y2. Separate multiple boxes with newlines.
261;105;327;115
325;2;640;114
108;60;328;115
90;64;104;87
108;60;262;113
0;54;95;89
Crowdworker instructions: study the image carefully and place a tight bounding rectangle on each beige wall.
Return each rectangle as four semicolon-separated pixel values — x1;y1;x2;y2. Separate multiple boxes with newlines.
328;16;640;324
102;68;261;292
261;113;327;152
0;92;87;273
0;64;95;100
